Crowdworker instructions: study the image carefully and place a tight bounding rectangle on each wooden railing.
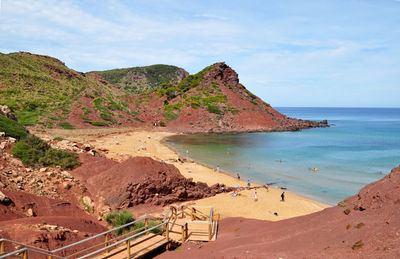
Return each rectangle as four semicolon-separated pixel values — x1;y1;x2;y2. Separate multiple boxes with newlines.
0;205;219;258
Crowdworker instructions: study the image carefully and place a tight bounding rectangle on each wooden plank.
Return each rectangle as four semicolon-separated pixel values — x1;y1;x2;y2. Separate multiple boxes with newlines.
93;234;167;259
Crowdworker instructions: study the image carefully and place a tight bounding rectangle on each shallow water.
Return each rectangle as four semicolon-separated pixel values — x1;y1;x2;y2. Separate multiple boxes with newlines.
165;107;400;205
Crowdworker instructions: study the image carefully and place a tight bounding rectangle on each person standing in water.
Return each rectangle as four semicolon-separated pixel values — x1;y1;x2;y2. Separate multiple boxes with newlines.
281;192;285;202
237;173;240;180
247;179;251;188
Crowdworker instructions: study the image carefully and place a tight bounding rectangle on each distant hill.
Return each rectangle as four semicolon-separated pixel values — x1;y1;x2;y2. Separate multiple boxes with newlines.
0;52;324;132
92;64;189;94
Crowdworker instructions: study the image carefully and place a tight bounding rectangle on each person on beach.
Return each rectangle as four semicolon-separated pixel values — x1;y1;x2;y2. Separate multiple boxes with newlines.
248;164;250;169
265;184;269;192
237;173;240;180
247;179;251;188
281;192;285;202
254;191;258;202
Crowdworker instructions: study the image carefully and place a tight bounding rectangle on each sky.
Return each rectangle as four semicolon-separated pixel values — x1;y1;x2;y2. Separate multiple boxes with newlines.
0;0;399;107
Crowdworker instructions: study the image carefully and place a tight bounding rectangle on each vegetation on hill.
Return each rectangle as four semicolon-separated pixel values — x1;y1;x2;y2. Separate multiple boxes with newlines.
0;52;130;127
0;114;80;170
105;210;161;235
92;64;188;94
0;52;276;131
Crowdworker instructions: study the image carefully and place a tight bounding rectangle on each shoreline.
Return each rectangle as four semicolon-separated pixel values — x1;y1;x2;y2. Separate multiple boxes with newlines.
35;128;330;221
86;130;329;221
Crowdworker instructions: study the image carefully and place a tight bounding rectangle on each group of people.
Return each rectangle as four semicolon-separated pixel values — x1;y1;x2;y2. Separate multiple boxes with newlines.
252;191;285;202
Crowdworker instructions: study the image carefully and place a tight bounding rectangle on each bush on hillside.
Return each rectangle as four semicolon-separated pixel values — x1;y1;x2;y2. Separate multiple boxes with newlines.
0;115;28;139
105;210;134;235
11;135;81;170
207;104;223;115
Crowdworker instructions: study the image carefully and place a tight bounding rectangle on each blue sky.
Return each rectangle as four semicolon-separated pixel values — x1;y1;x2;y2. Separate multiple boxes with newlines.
1;0;399;107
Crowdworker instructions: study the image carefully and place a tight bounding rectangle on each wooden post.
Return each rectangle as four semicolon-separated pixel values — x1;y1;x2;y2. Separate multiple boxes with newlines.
0;241;4;254
48;256;52;259
23;250;28;259
165;223;170;250
181;225;185;244
105;233;109;254
126;240;131;258
185;224;188;239
191;208;195;220
181;206;184;218
208;223;212;241
145;218;149;235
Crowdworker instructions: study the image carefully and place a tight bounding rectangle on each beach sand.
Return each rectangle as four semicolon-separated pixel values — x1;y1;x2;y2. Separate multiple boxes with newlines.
86;130;329;221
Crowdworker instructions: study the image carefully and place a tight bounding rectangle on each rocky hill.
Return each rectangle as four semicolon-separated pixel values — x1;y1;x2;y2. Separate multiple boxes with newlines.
92;64;189;93
159;166;400;258
128;62;325;132
0;52;326;132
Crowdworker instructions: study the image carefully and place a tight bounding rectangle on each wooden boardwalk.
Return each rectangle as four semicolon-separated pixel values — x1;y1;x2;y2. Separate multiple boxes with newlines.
0;205;219;259
95;234;167;259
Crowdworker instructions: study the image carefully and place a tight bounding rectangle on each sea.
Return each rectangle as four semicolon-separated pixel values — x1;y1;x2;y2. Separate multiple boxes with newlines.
164;107;400;205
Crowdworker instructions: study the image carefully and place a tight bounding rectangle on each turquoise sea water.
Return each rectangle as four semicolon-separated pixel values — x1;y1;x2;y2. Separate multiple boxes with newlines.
165;108;400;205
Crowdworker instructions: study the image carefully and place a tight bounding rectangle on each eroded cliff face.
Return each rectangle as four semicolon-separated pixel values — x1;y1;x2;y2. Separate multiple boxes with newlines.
158;167;400;259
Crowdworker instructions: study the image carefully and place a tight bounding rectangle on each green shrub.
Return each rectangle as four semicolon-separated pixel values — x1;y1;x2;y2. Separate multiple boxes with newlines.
163;111;179;121
89;121;108;126
53;137;63;141
15;110;41;126
0;115;28;139
207;104;223;114
105;210;134;235
100;113;113;122
59;121;74;129
159;121;166;127
79;197;94;213
83;107;92;114
11;135;80;170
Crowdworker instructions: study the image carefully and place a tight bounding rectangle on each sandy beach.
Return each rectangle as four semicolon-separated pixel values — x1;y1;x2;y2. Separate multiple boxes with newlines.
82;130;329;221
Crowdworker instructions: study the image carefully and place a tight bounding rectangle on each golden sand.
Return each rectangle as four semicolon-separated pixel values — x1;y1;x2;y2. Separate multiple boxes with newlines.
86;131;329;221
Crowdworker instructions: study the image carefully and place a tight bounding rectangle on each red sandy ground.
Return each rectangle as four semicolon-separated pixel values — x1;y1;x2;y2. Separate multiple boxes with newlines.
158;167;400;259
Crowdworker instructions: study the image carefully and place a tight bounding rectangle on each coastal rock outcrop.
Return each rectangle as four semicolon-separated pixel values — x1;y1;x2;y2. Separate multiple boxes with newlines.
72;154;231;210
158;167;400;258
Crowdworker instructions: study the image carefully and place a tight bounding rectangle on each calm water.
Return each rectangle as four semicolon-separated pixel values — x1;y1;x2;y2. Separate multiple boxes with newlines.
165;107;400;205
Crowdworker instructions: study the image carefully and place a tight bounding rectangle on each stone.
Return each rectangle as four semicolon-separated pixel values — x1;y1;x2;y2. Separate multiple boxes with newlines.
48;225;58;230
27;208;36;217
8;137;16;143
83;144;91;151
0;182;5;188
0;132;5;137
16;176;23;183
61;171;74;179
82;196;94;207
0;142;6;150
63;182;72;190
39;168;47;173
0;105;17;120
0;191;12;205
